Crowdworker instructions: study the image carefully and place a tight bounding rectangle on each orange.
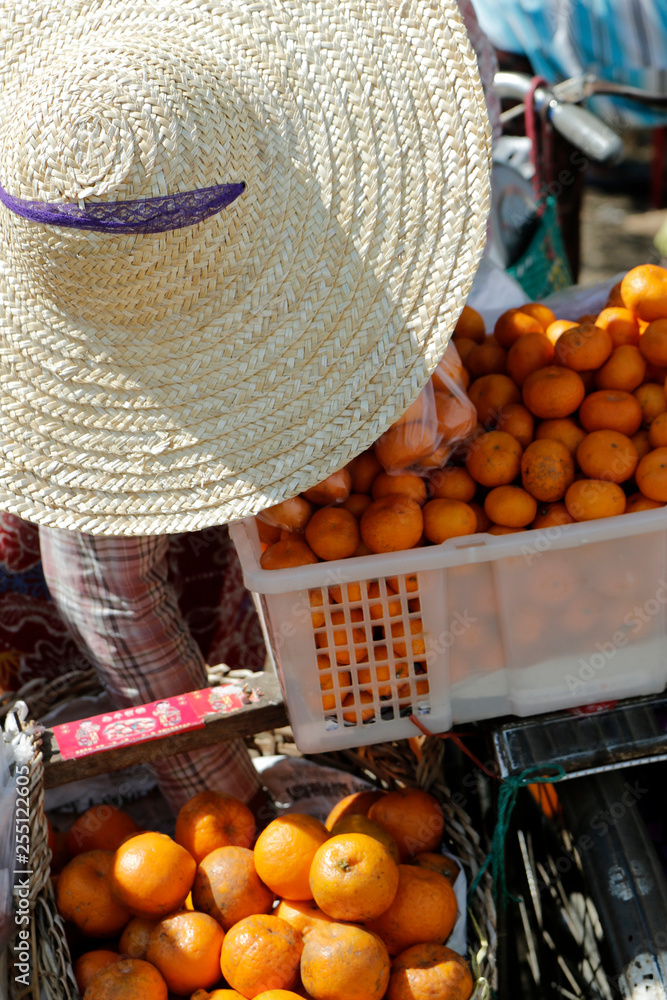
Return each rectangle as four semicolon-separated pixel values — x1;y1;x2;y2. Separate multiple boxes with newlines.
520;302;557;331
422;498;477;543
453;304;485;343
632;428;652;459
534;417;586;456
192;846;274;930
465;430;522;487
302;468;352;505
175;791;255;865
341;493;373;518
304;507;360;561
145;910;225;996
261;497;314;532
605;280;625;308
649;411;667;447
254;993;303;1000
301;922;390;1000
484;485;537;527
254;814;329;900
368;787;444;860
371;472;428;506
464;337;507;379
325;790;386;831
467;373;520;426
348;450;383;494
494;403;534;449
576;430;639;484
257;519;281;547
73;951;120;994
520;439;575;503
553;323;612;371
634;382;667;424
410;852;461;882
219;914;303;998
111;832;196;920
309;832;399;922
594;306;641;347
329;815;400;863
319;668;353;711
56;850;131;937
453;337;477;369
531;502;575;529
625;492;666;512
81;958;167;1000
314;608;368;666
429;466;477;502
579;390;643;436
636;447;667;501
506;332;554;386
387;943;474;1000
386;572;420;593
522;366;585;419
191;992;245;1000
620;263;667;321
374;420;439;472
389;619;426;659
434;388;477;441
639;317;667;368
545;318;577;344
392;391;430;430
365;865;457;956
342;689;376;724
595;345;646;392
274;899;336;939
360;495;424;553
66;806;139;858
260;537;319;570
118;916;159;960
494;308;543;348
432;342;466;389
646;361;667;382
564;480;626;521
327;581;363;604
487;525;524;534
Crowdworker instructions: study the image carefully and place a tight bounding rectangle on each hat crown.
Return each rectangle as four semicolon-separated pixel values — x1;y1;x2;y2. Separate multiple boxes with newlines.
2;44;235;205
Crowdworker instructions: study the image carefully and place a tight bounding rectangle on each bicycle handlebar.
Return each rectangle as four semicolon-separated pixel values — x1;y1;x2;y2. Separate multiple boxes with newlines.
494;72;624;165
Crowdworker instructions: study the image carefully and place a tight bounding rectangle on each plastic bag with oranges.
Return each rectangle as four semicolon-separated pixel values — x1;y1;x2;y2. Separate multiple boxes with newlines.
373;341;477;475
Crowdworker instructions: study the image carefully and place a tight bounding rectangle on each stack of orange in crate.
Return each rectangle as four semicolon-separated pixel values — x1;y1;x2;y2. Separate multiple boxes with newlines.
257;262;667;559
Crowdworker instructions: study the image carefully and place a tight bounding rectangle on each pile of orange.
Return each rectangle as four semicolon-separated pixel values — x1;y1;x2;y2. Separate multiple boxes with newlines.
257;264;667;569
52;786;474;1000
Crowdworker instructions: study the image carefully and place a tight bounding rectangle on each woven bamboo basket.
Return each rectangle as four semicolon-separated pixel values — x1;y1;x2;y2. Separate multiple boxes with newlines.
1;704;78;1000
1;691;496;999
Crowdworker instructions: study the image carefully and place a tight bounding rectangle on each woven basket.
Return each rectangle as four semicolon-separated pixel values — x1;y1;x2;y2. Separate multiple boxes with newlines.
1;705;78;1000
2;699;495;999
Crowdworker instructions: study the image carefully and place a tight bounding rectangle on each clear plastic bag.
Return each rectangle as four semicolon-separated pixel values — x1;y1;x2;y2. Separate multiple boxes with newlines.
373;341;477;475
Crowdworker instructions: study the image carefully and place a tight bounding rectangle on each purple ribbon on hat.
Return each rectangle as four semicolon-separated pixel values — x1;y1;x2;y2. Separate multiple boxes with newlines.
0;181;245;233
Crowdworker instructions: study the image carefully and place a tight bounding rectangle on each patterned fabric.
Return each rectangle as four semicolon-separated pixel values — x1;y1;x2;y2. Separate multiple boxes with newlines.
470;0;667;127
0;513;87;692
38;527;261;810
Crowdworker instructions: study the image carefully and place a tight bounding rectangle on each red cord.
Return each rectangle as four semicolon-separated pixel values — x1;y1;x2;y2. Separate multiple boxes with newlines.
523;75;552;205
409;714;500;780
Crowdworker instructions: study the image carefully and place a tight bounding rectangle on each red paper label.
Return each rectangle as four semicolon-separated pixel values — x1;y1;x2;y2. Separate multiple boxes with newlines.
52;683;249;760
568;700;618;716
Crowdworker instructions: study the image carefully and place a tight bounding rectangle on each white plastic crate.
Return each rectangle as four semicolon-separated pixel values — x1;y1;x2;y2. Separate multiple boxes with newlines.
229;508;667;752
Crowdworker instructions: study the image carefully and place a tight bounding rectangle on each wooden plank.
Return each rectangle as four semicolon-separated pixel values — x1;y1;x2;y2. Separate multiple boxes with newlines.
41;672;288;788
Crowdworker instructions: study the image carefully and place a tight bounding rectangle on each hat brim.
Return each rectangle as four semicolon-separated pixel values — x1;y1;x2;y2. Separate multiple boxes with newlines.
0;0;490;534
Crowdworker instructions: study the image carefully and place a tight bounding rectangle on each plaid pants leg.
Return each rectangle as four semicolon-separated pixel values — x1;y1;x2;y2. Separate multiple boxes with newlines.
39;526;260;811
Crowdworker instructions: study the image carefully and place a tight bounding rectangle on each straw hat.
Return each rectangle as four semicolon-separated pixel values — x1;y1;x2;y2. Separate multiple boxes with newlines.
0;0;490;535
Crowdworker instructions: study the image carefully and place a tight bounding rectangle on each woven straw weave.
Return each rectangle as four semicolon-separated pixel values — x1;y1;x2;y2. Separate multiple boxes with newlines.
0;0;490;534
